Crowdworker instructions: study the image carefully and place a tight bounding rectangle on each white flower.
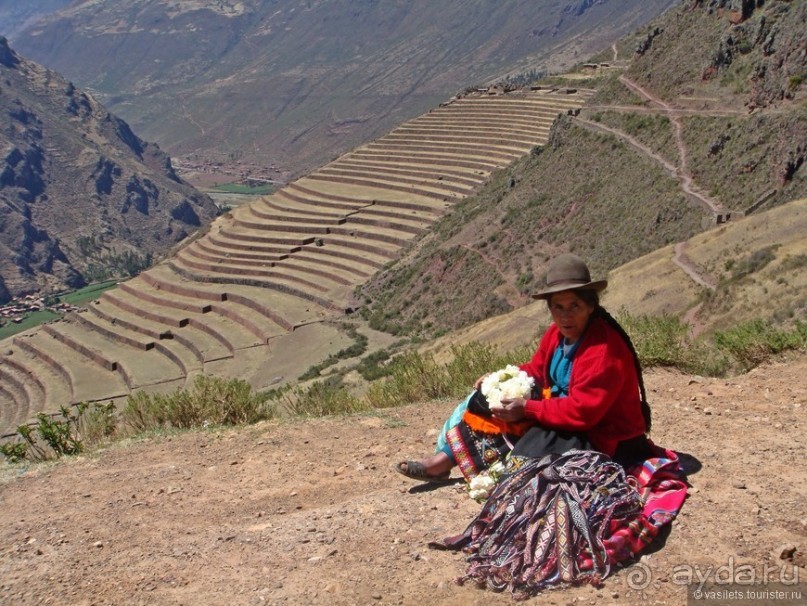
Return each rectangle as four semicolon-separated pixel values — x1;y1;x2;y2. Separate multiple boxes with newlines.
480;365;534;410
469;474;496;492
468;472;498;502
468;488;490;501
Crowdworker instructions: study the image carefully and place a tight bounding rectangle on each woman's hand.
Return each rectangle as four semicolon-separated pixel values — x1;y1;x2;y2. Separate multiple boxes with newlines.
473;373;491;391
493;397;527;422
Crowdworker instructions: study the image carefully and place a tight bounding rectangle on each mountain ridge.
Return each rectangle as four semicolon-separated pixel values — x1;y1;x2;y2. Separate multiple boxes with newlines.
6;0;679;183
0;37;218;303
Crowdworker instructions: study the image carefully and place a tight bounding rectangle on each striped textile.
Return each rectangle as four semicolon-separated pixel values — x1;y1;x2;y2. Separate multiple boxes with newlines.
433;447;688;599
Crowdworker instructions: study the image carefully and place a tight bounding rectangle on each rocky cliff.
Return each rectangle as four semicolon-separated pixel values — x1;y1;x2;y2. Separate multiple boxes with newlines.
0;37;218;303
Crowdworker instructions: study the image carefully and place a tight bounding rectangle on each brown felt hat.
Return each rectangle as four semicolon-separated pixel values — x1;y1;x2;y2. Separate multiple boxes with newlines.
531;253;608;300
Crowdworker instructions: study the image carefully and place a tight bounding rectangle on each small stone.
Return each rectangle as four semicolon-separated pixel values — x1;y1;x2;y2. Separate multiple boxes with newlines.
732;480;746;489
774;423;783;429
230;460;239;466
410;552;421;561
703;407;714;415
611;591;619;599
372;594;382;600
93;541;103;549
773;544;797;561
689;486;699;494
308;556;323;564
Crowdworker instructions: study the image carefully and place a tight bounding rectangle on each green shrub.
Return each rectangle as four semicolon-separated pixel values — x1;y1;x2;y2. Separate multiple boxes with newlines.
281;378;365;417
365;350;450;409
0;441;28;463
122;375;275;431
78;401;117;444
364;342;537;409
713;319;806;371
356;349;393;381
299;324;369;380
617;312;732;376
618;312;691;367
0;403;114;462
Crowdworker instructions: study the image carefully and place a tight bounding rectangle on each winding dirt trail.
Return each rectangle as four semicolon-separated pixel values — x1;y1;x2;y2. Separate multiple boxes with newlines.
617;76;725;216
672;242;717;291
576;75;731;318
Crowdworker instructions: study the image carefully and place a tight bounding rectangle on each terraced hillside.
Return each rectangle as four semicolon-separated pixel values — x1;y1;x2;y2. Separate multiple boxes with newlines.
0;87;591;436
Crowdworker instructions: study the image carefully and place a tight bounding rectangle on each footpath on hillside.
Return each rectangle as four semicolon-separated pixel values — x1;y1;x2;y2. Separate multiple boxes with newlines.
572;74;745;322
1;353;805;606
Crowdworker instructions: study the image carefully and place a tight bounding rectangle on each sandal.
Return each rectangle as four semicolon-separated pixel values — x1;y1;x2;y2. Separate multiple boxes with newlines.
394;460;453;484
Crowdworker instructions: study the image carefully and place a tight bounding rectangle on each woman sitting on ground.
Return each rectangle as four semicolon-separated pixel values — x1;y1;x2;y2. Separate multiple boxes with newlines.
395;253;653;483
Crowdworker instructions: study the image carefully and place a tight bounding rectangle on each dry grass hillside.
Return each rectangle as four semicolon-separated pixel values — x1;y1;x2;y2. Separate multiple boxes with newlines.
423;197;807;362
361;0;806;340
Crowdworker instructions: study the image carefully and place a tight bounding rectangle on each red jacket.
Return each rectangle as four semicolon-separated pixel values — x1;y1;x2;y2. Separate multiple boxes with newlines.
519;314;647;456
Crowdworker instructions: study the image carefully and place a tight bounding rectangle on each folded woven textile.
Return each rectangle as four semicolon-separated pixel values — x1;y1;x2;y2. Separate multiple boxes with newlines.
432;447;688;599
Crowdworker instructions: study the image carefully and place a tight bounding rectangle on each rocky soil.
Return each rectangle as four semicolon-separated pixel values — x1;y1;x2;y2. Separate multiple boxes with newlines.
0;352;805;606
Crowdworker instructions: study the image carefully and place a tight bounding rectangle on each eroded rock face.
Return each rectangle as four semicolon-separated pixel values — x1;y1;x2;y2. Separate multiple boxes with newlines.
693;0;806;107
0;36;18;68
0;39;218;299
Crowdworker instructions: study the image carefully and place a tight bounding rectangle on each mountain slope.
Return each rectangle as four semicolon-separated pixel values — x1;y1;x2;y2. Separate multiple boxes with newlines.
359;0;807;339
0;37;218;302
0;0;71;39
7;0;678;182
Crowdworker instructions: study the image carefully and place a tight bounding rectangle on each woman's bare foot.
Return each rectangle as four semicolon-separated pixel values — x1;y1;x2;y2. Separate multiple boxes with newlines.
394;452;455;482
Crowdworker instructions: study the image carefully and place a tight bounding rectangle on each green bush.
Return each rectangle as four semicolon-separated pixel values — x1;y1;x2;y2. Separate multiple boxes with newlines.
299;325;369;380
356;349;393;381
713;320;807;371
618;312;691;367
281;378;365;417
122;375;276;431
0;402;116;462
365;350;450;409
0;441;28;463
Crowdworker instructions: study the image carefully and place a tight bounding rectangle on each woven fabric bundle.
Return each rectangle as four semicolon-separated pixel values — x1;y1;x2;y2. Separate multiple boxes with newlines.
438;450;645;599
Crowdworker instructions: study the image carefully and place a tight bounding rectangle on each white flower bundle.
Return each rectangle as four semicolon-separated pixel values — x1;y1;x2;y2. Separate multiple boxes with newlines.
468;460;507;501
480;364;535;411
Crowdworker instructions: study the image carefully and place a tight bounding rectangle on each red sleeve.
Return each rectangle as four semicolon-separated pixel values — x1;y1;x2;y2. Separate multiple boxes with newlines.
523;338;628;431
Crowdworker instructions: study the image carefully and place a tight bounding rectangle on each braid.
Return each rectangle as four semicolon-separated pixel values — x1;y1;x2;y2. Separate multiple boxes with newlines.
595;307;652;432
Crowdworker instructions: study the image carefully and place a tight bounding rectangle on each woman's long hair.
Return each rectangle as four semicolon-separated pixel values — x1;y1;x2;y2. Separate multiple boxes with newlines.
554;289;653;431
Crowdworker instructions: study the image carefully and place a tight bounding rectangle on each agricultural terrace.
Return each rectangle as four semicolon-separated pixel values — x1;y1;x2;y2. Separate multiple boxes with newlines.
0;87;592;436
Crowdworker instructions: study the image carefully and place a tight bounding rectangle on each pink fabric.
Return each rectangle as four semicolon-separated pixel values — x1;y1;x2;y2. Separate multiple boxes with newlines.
584;443;689;568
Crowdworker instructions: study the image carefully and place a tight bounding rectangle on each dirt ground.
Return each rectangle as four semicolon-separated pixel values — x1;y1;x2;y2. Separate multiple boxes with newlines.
0;352;805;606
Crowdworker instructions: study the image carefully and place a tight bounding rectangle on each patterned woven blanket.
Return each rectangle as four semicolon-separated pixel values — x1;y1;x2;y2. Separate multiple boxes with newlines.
433;447;688;599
